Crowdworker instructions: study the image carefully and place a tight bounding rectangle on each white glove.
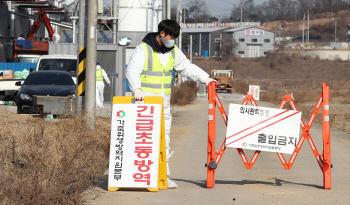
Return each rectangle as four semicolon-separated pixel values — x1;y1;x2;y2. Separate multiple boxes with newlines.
205;78;218;87
134;88;144;103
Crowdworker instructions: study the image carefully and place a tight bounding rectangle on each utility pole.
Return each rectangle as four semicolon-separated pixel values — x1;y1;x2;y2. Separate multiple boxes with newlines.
240;1;243;23
167;0;171;19
72;0;78;43
86;0;97;129
302;13;305;50
176;0;181;47
278;23;282;44
176;0;181;23
335;20;337;42
162;0;167;20
183;9;186;24
113;0;117;44
190;35;193;63
77;0;86;113
78;0;85;47
307;10;310;45
179;9;182;50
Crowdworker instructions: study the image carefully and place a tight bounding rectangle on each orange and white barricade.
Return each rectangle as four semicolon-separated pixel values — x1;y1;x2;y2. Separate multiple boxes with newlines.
207;82;331;189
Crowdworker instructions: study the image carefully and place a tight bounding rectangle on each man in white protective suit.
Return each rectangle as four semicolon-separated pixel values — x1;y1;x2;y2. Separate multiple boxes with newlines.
96;62;111;107
126;20;217;188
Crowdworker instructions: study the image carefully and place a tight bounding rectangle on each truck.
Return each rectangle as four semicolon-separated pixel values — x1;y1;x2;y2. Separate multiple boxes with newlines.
15;55;40;64
0;63;35;101
35;55;77;83
210;70;234;93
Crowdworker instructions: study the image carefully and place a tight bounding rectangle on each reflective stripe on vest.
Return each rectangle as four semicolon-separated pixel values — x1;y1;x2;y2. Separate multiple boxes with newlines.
140;43;177;94
96;69;103;82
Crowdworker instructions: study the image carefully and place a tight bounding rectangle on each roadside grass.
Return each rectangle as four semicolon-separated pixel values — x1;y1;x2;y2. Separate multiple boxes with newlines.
171;81;198;106
0;108;111;204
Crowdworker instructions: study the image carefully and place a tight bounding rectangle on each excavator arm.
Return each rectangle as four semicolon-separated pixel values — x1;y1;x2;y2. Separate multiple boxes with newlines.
26;9;54;41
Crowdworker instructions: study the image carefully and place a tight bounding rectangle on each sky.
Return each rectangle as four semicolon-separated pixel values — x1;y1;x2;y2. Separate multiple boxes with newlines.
63;0;268;18
180;0;267;18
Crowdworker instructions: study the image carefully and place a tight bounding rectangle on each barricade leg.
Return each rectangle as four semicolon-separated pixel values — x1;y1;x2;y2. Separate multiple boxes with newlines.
322;83;331;189
207;83;216;188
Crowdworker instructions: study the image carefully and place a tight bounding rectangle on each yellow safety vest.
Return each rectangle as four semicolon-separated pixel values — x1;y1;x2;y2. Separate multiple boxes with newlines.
140;43;177;94
96;69;103;82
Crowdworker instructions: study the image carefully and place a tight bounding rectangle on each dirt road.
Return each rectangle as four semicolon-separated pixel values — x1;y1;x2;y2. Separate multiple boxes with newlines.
85;93;350;205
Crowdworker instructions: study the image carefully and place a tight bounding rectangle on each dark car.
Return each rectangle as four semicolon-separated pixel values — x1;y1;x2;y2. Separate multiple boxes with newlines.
15;71;76;114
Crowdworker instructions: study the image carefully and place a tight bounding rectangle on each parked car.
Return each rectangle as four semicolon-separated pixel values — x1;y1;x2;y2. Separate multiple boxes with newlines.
14;71;76;114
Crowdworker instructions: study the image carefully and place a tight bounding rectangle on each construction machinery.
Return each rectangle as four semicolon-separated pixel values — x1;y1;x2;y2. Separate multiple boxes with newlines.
210;70;234;93
12;9;54;59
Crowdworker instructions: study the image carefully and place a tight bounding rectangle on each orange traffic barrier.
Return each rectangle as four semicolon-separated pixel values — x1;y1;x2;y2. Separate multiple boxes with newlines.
207;82;331;189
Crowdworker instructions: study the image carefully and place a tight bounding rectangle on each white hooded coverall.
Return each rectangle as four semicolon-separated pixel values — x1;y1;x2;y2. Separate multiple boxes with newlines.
96;65;110;107
126;44;209;177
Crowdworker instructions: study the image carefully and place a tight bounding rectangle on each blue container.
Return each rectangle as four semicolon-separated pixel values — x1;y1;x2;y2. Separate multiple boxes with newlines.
203;50;209;57
0;63;36;72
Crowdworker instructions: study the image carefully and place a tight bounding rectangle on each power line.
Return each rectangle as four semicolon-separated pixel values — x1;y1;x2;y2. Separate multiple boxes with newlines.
117;0;138;26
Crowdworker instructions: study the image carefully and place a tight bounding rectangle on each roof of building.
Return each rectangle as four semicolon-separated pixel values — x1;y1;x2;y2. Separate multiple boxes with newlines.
224;26;249;32
182;27;229;33
224;26;273;33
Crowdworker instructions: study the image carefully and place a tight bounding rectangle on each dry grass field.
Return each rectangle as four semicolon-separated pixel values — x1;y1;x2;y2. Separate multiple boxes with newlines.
0;110;111;204
193;53;350;134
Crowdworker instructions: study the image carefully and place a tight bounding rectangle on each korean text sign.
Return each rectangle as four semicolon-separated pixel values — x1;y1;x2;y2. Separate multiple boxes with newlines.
108;104;162;188
245;30;264;36
226;104;302;154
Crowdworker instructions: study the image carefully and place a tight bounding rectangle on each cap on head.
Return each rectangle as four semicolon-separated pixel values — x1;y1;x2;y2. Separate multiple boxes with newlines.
96;62;100;65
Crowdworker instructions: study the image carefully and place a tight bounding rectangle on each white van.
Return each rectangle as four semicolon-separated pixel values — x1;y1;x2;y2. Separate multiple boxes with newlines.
35;55;77;83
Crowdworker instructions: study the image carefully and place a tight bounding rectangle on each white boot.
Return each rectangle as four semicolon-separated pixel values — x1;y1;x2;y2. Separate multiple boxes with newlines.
167;177;178;189
166;152;177;189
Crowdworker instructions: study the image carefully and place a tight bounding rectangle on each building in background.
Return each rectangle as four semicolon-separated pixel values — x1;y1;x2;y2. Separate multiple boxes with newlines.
182;27;229;57
224;26;275;58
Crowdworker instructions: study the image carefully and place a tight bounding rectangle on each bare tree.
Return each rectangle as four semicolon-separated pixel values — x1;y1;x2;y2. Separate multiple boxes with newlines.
186;0;211;22
220;33;239;61
230;0;256;22
296;0;314;18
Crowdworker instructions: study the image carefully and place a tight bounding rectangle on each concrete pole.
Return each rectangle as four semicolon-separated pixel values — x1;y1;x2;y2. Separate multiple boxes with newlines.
183;9;186;24
240;1;243;23
307;10;310;45
78;0;85;47
77;0;86;113
302;13;305;50
190;35;192;63
86;0;97;129
113;0;117;44
176;0;181;23
220;33;222;58
179;10;182;50
176;0;181;47
335;20;337;42
167;0;171;19
8;1;15;38
199;33;201;57
162;0;167;20
72;19;76;43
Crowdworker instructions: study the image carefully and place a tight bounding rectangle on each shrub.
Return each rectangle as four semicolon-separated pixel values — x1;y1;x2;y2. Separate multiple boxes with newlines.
171;81;199;106
233;80;249;94
264;51;292;69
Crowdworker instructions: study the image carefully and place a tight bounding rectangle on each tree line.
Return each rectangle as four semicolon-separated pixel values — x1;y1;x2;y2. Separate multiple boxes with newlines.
178;0;350;23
